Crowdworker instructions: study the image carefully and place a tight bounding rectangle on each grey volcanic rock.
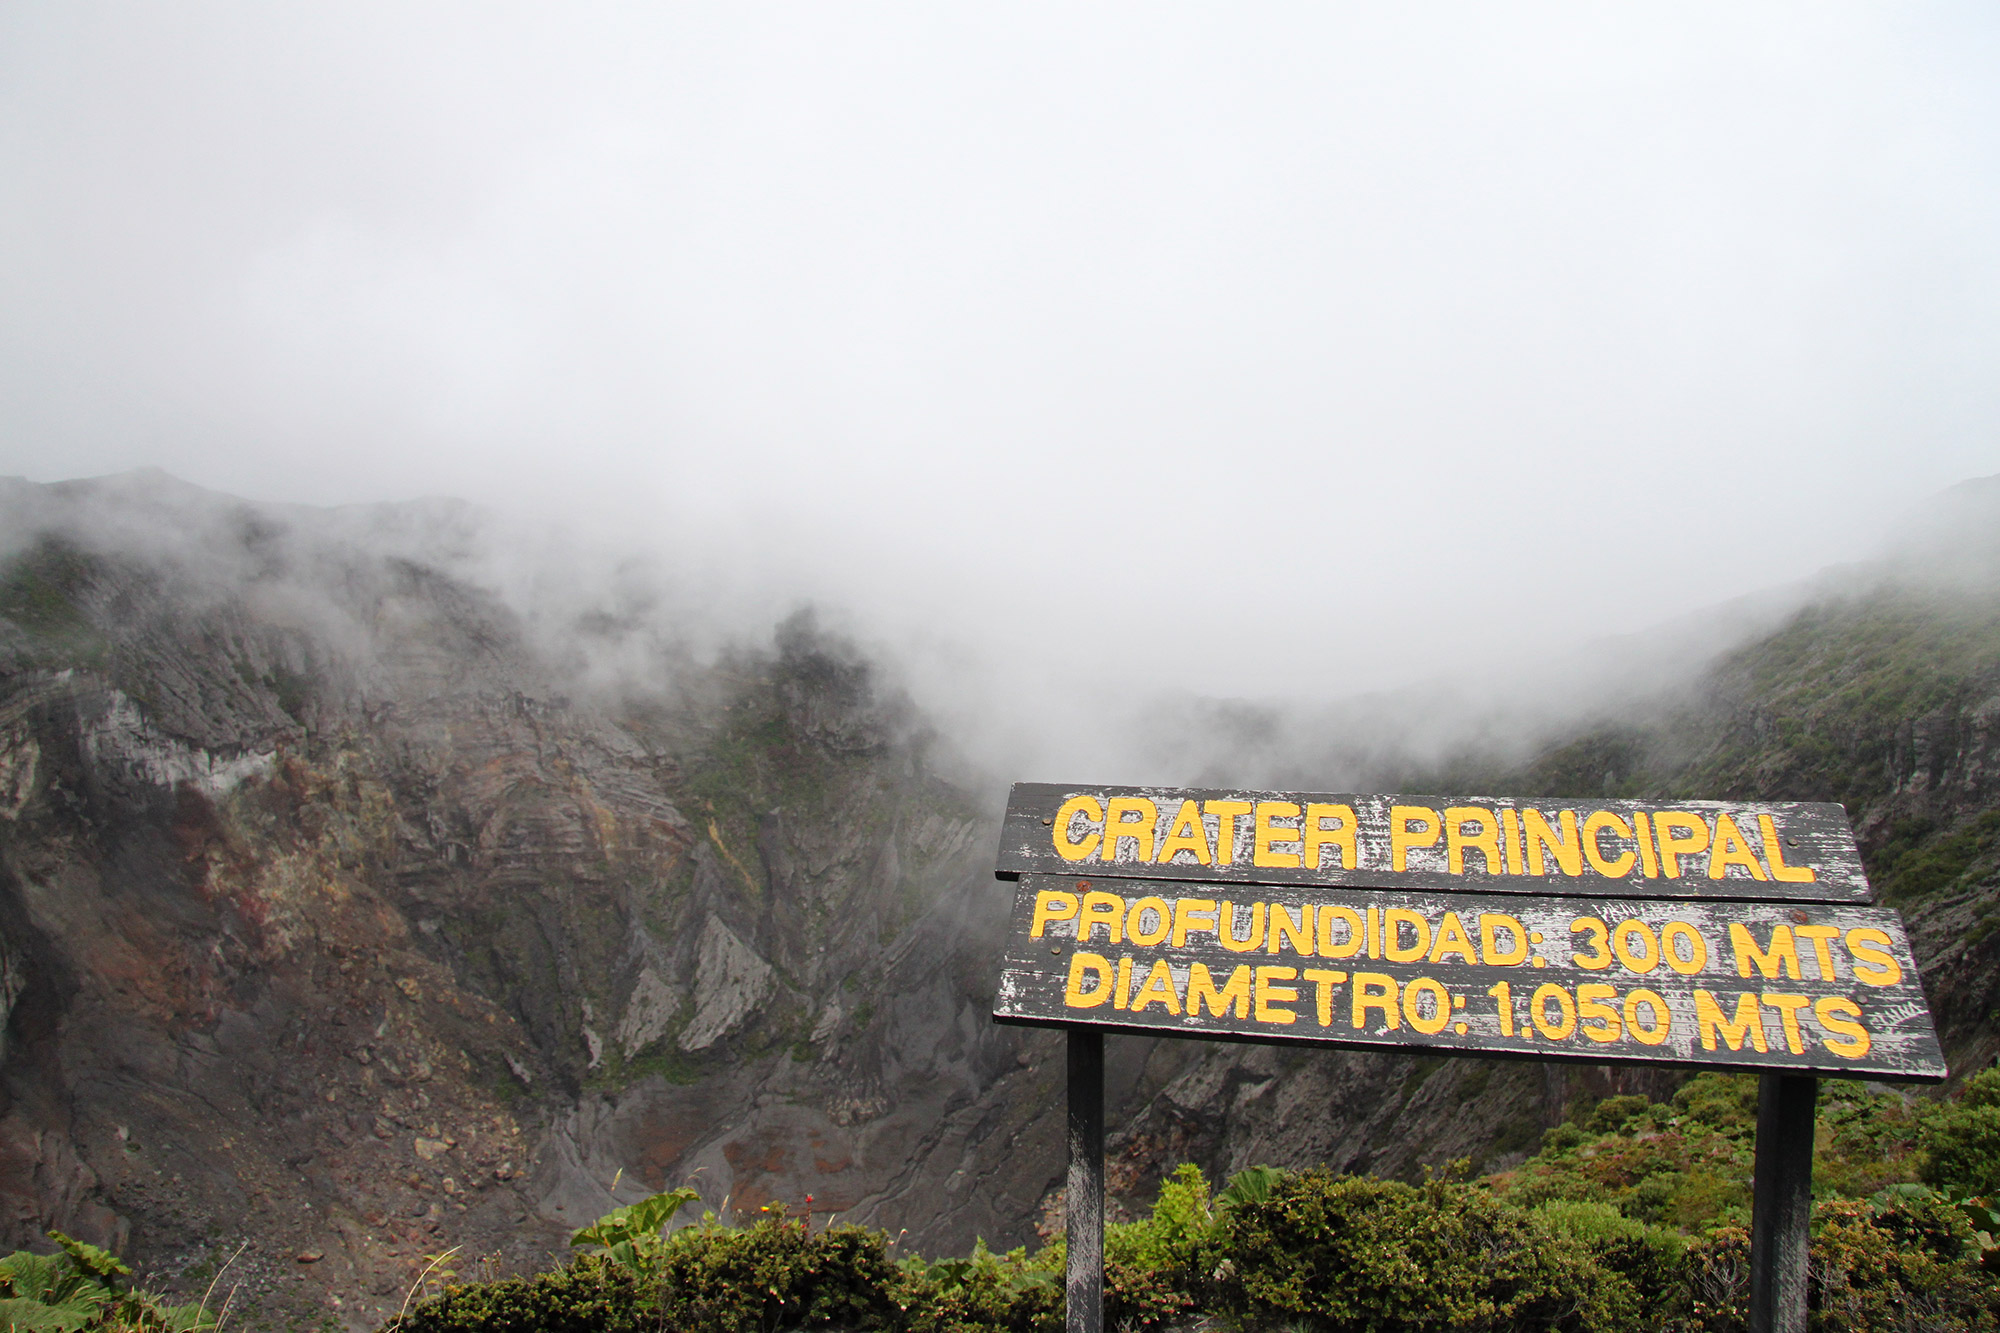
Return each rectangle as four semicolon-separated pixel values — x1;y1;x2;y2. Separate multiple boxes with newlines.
0;475;1070;1328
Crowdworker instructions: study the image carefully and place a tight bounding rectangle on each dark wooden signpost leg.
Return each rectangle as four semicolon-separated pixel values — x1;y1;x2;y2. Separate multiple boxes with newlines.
1066;1028;1104;1333
1748;1074;1818;1333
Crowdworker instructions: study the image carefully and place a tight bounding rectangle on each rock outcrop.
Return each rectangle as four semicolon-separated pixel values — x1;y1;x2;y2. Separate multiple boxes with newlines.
0;475;1069;1329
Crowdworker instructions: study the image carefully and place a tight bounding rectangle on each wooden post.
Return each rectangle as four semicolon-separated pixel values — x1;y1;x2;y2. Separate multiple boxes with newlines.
1748;1073;1817;1333
1066;1027;1104;1333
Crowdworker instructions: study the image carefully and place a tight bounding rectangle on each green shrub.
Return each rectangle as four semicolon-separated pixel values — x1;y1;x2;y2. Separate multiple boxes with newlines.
1809;1197;1994;1333
1533;1200;1686;1310
381;1124;2000;1333
0;1231;213;1333
386;1256;652;1333
1588;1095;1656;1135
1206;1169;1643;1332
654;1217;904;1332
1924;1067;2000;1197
1671;1074;1761;1132
1101;1164;1213;1330
1681;1225;1750;1333
897;1241;1060;1333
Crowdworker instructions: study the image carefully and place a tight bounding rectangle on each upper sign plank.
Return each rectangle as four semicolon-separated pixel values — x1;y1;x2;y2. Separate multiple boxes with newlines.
995;783;1869;904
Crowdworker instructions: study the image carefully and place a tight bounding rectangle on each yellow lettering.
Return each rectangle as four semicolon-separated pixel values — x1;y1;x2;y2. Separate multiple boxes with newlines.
1302;969;1347;1026
1102;797;1159;863
1428;912;1479;966
1205;800;1253;866
1570;917;1612;970
1389;805;1442;872
1707;814;1768;880
1186;963;1251;1018
1845;929;1902;987
1302;803;1357;871
1254;966;1299;1024
1731;923;1801;981
1064;952;1114;1008
1762;992;1811;1054
1531;984;1576;1040
1480;914;1529;966
1582;811;1637;877
1113;955;1134;1009
1758;814;1817;884
1253;802;1304;868
1124;897;1172;947
1661;921;1708;975
1154;800;1212;866
1266;903;1314;955
1526;809;1584;877
1653;812;1710;878
1317;904;1363;958
1694;990;1767;1052
1814;996;1871;1058
1351;973;1400;1030
1576;983;1621;1043
1052;795;1104;862
1633;812;1660;877
1030;891;1079;938
1383;908;1432;963
1501;808;1525;875
1403;977;1452;1035
1444;806;1501;875
1610;920;1659;974
1171;898;1218;947
1794;925;1840;981
1624;989;1670;1045
1128;959;1181;1015
1077;891;1127;946
1218;901;1265;952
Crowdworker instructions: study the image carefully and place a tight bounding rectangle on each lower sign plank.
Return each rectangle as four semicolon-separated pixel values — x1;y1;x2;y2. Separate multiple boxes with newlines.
991;874;1945;1081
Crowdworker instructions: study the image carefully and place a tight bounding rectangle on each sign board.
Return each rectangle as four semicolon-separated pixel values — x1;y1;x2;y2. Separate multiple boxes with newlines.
991;782;1936;1333
995;783;1869;903
992;873;1943;1081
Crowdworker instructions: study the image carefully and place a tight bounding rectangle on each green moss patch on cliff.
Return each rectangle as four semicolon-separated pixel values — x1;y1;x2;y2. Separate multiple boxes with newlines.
0;535;110;664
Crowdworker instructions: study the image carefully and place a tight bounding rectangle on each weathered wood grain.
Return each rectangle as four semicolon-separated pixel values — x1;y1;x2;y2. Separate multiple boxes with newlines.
1750;1076;1817;1333
992;874;1942;1081
995;783;1870;903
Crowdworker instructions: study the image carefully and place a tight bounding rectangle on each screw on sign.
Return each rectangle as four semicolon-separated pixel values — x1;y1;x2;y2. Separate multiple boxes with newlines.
989;784;1944;1333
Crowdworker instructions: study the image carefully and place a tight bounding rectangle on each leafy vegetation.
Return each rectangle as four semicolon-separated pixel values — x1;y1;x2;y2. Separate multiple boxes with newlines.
1874;811;2000;906
0;1231;218;1332
0;536;109;665
373;1072;2000;1331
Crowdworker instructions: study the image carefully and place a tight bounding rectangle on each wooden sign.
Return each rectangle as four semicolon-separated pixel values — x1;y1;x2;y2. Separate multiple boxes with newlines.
993;783;1938;1333
992;874;1944;1081
995;783;1868;903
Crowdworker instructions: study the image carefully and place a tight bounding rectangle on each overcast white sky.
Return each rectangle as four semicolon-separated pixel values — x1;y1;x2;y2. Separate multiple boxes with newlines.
3;4;1998;717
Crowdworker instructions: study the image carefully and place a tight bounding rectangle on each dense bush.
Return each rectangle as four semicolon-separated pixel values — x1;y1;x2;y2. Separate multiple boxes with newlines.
897;1241;1060;1333
1809;1197;1992;1333
385;1255;651;1333
382;1075;2000;1333
1924;1066;2000;1198
0;1231;214;1332
1207;1170;1645;1332
653;1217;904;1332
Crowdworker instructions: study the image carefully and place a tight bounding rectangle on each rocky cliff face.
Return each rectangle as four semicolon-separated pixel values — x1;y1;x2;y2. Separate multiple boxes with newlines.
1;472;1996;1331
0;474;1079;1329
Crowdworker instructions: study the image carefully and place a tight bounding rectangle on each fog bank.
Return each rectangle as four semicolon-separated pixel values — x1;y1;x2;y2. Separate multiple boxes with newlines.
4;6;1998;759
